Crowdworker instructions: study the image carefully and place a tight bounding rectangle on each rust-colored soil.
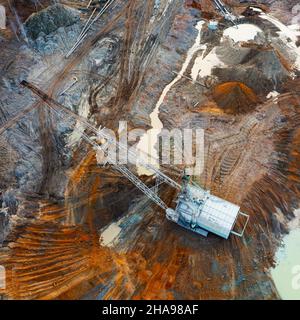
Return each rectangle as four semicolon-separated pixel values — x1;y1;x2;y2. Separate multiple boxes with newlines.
212;82;259;114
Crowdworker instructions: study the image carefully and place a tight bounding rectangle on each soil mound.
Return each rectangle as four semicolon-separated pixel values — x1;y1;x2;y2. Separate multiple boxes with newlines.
25;4;79;40
212;81;259;114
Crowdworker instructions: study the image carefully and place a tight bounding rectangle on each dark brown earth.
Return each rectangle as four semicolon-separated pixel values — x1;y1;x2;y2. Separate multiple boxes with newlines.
0;0;300;300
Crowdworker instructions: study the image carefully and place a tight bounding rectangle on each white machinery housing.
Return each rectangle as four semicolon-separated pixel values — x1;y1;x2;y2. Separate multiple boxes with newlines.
167;183;249;239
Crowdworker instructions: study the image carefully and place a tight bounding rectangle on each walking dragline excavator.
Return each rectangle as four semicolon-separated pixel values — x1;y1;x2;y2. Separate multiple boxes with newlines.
20;80;249;240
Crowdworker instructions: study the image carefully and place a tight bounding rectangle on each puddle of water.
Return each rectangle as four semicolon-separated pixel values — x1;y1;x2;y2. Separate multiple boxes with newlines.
191;47;225;79
99;222;121;247
267;91;280;99
250;7;263;13
271;226;300;300
192;24;262;81
223;24;262;43
266;91;280;103
136;20;205;175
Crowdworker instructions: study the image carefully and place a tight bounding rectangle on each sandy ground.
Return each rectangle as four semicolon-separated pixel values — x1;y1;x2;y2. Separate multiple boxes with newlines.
0;0;300;300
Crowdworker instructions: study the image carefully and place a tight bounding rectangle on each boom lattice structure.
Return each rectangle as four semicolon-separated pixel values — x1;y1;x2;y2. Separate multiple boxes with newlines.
19;81;249;239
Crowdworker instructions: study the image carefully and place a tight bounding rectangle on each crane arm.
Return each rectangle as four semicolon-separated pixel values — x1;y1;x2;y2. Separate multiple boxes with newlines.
47;97;169;210
20;81;178;210
20;81;181;190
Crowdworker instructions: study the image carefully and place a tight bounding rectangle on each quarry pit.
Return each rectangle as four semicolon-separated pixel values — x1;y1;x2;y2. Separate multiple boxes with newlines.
0;0;300;300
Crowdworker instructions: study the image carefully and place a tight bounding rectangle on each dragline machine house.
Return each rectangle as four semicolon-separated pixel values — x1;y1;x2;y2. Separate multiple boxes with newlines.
167;181;249;239
21;81;249;240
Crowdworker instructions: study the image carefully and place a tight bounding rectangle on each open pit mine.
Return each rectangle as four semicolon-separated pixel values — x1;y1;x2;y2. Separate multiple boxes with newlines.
0;0;300;301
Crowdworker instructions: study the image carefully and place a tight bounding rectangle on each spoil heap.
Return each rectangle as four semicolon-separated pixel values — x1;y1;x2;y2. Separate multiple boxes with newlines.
24;4;79;40
212;81;259;114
